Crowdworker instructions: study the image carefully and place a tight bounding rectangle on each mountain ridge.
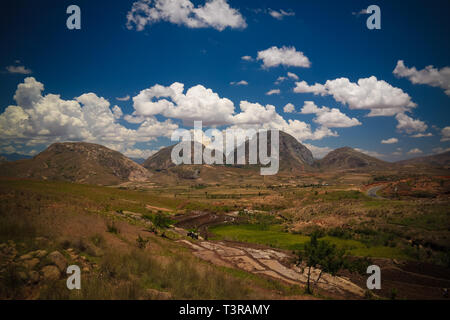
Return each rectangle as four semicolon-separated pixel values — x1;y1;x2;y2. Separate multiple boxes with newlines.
0;142;152;185
143;131;314;173
317;146;389;170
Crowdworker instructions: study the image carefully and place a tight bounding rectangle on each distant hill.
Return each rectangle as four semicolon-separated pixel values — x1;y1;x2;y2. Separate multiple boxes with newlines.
143;144;176;171
143;131;314;174
317;147;389;170
0;142;152;185
0;153;32;162
229;130;314;172
273;130;314;170
397;151;450;168
143;141;208;171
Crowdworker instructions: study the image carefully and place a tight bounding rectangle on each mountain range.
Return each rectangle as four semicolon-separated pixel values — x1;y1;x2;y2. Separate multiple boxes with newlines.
0;131;448;184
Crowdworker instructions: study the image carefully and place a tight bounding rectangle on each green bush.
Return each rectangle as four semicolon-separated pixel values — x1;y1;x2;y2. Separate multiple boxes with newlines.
151;212;173;229
327;227;353;239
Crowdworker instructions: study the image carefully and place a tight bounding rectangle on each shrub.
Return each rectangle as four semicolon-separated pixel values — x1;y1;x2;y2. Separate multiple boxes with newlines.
136;235;149;249
297;231;347;294
344;256;373;275
151;212;173;229
106;221;119;234
327;227;353;239
390;288;398;300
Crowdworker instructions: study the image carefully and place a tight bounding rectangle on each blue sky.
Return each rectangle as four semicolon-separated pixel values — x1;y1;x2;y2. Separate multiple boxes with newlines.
0;0;449;160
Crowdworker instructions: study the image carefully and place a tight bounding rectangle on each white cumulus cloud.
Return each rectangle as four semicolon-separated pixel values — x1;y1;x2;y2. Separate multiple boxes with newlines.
393;60;450;96
283;103;295;113
300;101;361;128
407;148;423;155
381;137;398;144
257;46;311;68
132;82;236;126
294;76;416;116
395;113;427;134
441;126;450;142
230;101;337;141
126;0;246;32
0;77;178;157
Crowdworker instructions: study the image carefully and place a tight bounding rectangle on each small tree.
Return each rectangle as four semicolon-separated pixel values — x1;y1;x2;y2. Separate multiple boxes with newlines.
152;211;172;229
298;231;346;294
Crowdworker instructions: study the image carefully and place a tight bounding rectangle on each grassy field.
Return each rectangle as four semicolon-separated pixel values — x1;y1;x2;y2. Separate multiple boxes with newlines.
210;224;310;250
210;224;410;260
0;179;182;213
0;178;310;299
1;176;449;299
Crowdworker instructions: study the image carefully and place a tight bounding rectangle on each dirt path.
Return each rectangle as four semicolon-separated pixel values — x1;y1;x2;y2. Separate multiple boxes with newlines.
173;211;239;236
145;204;172;212
366;185;386;199
177;239;366;298
172;212;366;298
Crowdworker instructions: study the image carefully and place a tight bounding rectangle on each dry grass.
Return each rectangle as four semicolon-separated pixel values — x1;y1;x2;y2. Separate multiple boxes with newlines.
0;178;304;300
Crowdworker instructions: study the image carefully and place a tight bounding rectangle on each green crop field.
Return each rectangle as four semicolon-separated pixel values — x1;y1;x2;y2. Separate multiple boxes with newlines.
210;224;409;259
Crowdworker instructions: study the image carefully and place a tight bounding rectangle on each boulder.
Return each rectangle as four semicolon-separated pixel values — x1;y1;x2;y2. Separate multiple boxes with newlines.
41;265;60;281
48;251;67;272
19;253;33;261
24;258;40;270
29;270;40;283
33;250;48;258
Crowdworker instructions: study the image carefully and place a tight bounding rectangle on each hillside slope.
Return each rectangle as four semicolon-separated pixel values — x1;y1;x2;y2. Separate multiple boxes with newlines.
397;151;450;168
144;131;314;174
229;130;314;172
0;142;152;185
317;147;389;170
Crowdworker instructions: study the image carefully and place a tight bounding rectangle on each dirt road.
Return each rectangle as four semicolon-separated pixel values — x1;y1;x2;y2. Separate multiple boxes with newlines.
366;185;386;199
177;239;367;298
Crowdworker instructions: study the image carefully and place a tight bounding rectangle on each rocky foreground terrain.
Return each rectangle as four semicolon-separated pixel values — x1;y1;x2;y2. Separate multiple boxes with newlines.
0;238;96;299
